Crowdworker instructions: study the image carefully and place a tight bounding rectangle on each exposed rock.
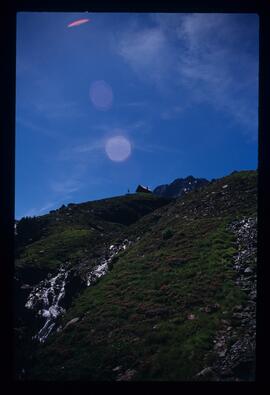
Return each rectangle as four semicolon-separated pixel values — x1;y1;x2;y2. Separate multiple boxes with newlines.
153;176;209;198
112;366;122;372
14;171;257;381
22;239;133;344
200;303;220;313
233;305;243;312
195;367;218;381
136;185;152;193
25;265;69;342
20;284;32;290
210;217;257;381
218;350;227;358
63;317;80;330
86;239;132;286
116;369;137;381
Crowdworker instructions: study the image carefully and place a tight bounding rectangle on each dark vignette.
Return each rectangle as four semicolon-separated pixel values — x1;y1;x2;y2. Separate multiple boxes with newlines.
1;0;269;389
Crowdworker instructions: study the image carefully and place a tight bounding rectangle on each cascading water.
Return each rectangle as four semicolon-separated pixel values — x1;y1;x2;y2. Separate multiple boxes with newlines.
25;266;69;342
86;239;132;286
25;239;132;342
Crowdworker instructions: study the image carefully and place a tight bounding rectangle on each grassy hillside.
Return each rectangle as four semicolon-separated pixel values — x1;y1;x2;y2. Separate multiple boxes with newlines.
15;194;171;275
14;171;257;381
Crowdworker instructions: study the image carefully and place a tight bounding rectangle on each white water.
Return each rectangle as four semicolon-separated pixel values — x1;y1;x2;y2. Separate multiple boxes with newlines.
25;239;132;342
86;239;131;286
25;266;68;342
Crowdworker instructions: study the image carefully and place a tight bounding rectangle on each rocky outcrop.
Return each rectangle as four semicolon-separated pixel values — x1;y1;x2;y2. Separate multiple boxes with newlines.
136;185;152;194
63;317;80;330
14;171;257;381
23;239;133;343
116;369;137;381
196;217;257;381
86;239;132;286
153;176;209;198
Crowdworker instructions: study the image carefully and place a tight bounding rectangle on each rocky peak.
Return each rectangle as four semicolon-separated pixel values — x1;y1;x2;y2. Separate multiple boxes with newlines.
153;176;209;198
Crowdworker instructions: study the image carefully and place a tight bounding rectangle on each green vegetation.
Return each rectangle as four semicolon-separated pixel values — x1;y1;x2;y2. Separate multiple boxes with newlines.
18;228;95;271
15;194;171;274
15;170;257;381
162;228;174;240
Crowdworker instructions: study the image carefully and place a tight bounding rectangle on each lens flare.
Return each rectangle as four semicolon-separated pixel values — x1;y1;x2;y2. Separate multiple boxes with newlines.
67;19;90;28
89;80;113;111
105;136;131;162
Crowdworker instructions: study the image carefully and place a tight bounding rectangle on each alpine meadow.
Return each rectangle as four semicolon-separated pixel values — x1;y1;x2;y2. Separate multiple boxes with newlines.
15;12;258;381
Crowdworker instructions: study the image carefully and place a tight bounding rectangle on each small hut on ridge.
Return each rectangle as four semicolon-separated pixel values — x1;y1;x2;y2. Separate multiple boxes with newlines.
136;185;152;194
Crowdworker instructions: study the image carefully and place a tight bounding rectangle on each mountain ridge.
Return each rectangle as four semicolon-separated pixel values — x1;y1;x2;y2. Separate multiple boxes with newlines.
14;170;257;381
153;175;210;198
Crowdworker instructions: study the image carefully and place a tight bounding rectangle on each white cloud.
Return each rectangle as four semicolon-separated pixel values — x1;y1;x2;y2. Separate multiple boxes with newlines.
114;13;258;136
175;14;258;130
16;60;86;122
114;25;172;90
118;27;165;69
33;100;86;120
50;178;82;195
72;139;104;154
16;116;58;139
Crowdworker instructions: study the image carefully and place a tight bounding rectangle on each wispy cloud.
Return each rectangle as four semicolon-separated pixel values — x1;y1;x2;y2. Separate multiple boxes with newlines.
50;141;107;203
50;178;82;195
90;120;148;135
174;13;258;132
134;141;182;155
72;139;104;154
56;135;105;163
121;101;148;108
114;24;173;92
48;158;88;203
161;105;186;120
33;100;86;120
16;116;59;140
117;27;166;71
23;201;59;217
16;59;86;122
114;13;258;136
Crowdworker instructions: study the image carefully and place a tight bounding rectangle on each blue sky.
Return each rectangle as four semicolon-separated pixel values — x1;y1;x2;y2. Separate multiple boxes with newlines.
16;12;259;219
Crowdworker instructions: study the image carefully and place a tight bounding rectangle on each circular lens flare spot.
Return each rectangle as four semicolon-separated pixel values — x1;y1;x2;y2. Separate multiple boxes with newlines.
105;136;131;162
89;80;113;110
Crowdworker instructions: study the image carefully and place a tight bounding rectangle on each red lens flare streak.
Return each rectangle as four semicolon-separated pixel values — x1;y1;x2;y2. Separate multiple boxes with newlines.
67;19;90;28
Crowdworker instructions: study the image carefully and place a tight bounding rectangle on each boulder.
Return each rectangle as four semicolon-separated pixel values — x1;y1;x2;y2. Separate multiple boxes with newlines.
116;369;137;381
63;317;80;330
195;367;218;381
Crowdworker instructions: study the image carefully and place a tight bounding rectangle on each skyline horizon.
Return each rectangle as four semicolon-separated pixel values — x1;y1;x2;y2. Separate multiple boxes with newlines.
15;167;257;220
16;12;258;219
